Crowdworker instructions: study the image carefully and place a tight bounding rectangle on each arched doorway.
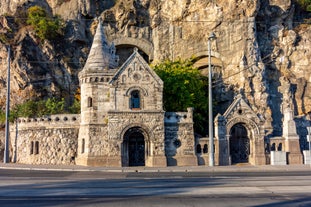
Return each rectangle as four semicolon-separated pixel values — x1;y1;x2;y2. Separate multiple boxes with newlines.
229;124;250;164
123;127;145;166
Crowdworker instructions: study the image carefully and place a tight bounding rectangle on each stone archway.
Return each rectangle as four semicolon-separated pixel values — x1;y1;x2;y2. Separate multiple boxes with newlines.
229;123;250;164
187;50;223;76
122;127;147;166
113;37;154;65
116;46;149;66
192;55;223;76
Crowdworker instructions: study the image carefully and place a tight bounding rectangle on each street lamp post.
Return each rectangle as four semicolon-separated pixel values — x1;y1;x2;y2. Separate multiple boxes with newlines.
208;32;216;167
307;126;311;166
4;46;10;163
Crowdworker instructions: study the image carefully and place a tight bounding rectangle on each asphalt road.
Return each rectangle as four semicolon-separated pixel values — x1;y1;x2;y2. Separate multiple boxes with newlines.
0;169;311;207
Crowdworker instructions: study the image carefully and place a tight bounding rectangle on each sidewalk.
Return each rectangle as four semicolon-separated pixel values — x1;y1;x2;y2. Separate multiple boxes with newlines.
0;162;310;173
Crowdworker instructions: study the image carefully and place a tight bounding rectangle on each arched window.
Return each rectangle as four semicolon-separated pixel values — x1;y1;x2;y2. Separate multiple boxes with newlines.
277;143;282;151
130;90;140;109
87;97;93;107
271;143;276;151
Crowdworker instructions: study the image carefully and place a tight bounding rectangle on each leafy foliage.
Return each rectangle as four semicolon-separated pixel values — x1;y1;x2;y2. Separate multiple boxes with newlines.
68;99;81;114
5;98;67;121
45;98;65;114
26;6;63;40
1;86;82;123
152;59;209;135
297;0;311;12
0;33;8;44
0;110;5;125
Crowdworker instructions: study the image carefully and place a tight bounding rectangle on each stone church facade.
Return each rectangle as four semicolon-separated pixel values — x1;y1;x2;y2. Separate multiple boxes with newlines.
76;22;196;167
10;22;197;167
9;22;304;167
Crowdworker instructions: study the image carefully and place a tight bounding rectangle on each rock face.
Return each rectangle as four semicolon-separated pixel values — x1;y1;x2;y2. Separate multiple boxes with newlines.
0;0;310;141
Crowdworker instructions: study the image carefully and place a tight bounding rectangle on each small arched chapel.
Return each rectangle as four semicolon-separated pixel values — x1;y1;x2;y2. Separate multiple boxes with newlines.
76;22;197;167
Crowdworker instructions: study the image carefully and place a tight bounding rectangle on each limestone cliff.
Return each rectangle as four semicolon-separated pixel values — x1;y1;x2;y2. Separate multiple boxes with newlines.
0;0;310;138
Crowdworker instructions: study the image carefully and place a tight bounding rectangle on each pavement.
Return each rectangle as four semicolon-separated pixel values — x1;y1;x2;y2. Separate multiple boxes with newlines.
0;162;310;173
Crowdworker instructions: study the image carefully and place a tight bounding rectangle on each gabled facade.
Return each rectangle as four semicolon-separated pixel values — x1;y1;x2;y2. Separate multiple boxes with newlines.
215;94;266;165
211;94;302;166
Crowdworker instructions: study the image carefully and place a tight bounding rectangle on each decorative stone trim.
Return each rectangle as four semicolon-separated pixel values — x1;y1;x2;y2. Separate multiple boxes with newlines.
14;114;81;129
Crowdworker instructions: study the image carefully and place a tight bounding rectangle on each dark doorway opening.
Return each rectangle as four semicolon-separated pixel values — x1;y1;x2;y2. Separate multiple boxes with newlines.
230;124;250;164
126;128;145;166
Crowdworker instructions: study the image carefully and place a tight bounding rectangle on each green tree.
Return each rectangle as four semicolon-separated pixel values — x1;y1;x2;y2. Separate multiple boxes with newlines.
14;100;38;118
45;97;65;114
297;0;311;12
27;6;63;40
152;59;209;135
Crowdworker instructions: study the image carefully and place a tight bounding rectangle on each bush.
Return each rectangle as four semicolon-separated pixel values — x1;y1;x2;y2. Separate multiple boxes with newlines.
9;97;72;120
27;6;63;40
0;110;5;125
69;99;81;114
45;97;65;115
297;0;311;12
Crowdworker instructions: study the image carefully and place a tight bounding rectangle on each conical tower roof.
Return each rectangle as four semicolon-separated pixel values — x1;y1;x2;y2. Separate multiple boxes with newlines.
81;21;111;73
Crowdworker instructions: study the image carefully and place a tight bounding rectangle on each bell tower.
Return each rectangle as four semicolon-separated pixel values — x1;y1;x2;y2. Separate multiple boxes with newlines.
76;20;119;166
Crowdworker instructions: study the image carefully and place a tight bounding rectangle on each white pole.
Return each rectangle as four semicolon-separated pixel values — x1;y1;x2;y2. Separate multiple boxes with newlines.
4;46;10;163
208;32;216;167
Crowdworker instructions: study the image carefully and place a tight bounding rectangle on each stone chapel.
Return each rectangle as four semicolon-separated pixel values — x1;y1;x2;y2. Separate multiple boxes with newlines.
75;22;197;167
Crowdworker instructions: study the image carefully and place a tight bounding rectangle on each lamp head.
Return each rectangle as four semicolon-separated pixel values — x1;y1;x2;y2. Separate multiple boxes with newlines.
208;32;216;41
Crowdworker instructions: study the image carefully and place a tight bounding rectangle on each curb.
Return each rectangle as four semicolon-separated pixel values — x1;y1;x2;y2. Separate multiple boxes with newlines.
0;164;310;173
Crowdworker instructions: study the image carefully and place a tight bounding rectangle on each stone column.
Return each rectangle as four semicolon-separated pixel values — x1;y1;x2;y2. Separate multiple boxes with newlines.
283;108;303;164
253;134;266;165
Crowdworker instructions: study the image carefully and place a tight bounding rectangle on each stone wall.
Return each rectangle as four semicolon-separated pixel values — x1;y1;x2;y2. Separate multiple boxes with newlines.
10;114;80;165
164;108;197;166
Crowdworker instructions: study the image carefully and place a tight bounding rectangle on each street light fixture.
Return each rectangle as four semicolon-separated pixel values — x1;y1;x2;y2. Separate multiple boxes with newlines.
208;32;216;167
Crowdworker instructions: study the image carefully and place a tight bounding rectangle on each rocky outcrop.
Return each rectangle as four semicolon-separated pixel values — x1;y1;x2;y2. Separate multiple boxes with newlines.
256;0;311;135
0;0;310;139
